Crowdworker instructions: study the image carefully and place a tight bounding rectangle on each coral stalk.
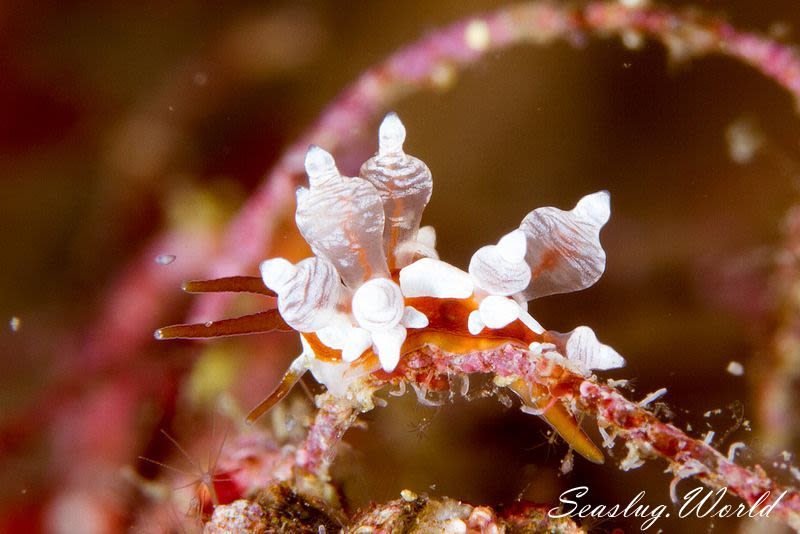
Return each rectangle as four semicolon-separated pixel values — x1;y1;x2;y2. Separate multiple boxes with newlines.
293;392;361;478
757;207;800;456
276;341;800;529
374;345;800;530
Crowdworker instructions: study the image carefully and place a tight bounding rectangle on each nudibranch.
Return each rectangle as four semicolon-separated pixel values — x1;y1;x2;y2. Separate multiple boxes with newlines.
156;113;624;464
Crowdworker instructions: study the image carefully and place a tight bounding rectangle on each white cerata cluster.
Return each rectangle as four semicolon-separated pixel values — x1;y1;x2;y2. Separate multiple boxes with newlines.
260;112;624;394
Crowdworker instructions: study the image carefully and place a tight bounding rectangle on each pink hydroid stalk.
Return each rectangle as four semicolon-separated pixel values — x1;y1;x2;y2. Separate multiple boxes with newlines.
287;345;800;529
293;393;360;477
758;207;800;456
403;346;800;530
192;1;800;321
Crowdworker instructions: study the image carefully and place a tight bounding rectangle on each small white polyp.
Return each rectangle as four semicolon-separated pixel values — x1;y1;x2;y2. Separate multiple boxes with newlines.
342;328;373;362
518;309;545;334
399;258;473;298
316;319;374;364
467;310;485;335
395;226;439;266
304;145;338;183
313;312;353;344
378;112;406;155
528;341;556;355
479;295;520;329
352;278;404;331
496;229;527;262
573;190;611;227
469;229;531;296
372;325;407;372
416;226;436;249
402;306;429;329
260;258;296;293
565;326;625;371
315;323;348;350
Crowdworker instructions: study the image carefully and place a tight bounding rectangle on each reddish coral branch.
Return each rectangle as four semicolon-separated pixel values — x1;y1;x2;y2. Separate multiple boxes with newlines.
193;0;800;321
756;207;800;457
293;393;360;477
277;342;800;529
575;381;800;525
349;345;800;530
206;488;585;532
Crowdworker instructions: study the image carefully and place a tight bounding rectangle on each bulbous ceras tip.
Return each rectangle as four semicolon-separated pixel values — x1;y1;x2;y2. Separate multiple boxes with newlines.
260;257;343;333
296;145;390;289
544;326;626;372
351;278;408;372
469;229;531;296
519;191;610;300
360;112;433;269
352;278;404;331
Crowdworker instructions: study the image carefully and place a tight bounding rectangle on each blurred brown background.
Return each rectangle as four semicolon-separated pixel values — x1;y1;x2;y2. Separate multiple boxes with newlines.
3;1;800;532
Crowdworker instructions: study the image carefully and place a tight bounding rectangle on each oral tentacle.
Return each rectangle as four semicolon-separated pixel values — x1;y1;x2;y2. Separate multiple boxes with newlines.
245;354;309;425
181;276;276;296
508;379;604;465
154;309;292;340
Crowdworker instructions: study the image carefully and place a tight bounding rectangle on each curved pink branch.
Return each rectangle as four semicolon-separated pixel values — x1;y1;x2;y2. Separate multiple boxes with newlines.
293;393;360;476
365;345;800;529
278;341;800;529
192;0;800;321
